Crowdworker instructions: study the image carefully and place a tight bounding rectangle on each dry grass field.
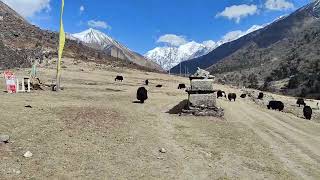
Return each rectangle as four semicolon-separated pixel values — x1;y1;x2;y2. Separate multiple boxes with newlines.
0;59;320;179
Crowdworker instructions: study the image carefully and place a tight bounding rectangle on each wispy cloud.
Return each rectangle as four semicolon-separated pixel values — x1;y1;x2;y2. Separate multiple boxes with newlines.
157;34;188;46
2;0;51;18
216;4;258;23
80;5;85;14
88;20;112;30
265;0;294;11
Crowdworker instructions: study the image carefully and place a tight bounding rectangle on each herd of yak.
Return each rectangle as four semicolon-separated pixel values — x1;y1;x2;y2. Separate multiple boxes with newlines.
114;75;314;120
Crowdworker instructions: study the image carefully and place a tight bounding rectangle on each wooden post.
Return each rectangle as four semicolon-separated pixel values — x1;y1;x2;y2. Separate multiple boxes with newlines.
21;78;25;92
27;79;31;92
16;79;19;92
55;63;61;91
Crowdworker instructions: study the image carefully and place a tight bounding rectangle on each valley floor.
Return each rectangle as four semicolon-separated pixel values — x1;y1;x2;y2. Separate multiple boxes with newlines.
1;60;320;179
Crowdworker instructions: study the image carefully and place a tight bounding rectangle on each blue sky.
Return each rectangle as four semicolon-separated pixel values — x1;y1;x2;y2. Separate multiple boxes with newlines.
3;0;313;54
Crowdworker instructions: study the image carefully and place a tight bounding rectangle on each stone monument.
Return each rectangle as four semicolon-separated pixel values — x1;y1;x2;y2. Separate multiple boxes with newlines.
182;68;224;117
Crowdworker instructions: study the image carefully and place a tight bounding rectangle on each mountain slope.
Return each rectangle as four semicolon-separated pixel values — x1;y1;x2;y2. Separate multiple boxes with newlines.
208;1;320;98
0;1;160;72
73;29;163;71
170;1;320;98
0;1;119;69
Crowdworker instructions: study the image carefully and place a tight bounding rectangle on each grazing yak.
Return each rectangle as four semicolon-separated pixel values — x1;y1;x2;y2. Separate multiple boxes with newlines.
303;106;312;120
267;101;284;111
145;79;149;86
178;84;186;89
240;94;247;98
258;92;264;100
156;85;163;88
137;87;148;103
296;98;306;107
115;75;123;82
217;90;227;98
228;93;237;101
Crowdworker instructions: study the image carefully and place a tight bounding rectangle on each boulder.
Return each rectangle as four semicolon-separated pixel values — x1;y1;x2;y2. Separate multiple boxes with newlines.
0;134;9;143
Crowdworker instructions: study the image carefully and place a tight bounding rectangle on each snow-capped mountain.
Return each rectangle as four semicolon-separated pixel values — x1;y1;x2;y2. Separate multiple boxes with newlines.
73;28;126;51
73;29;163;71
145;41;217;71
145;24;265;71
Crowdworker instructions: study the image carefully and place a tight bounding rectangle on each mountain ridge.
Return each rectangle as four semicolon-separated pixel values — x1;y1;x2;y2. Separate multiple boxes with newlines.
178;0;320;98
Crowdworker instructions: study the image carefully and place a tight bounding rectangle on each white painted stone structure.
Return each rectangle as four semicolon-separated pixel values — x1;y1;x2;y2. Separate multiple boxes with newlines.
182;68;224;117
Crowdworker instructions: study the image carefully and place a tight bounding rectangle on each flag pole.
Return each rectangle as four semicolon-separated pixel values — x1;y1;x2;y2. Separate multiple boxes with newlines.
55;0;66;91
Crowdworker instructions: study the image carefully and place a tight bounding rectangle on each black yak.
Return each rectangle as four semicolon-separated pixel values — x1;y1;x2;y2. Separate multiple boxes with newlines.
303;106;312;120
258;92;264;100
296;98;306;107
156;85;162;88
217;90;226;98
137;87;148;103
240;94;247;98
267;101;284;111
115;76;123;82
145;79;149;86
178;84;186;89
228;93;237;101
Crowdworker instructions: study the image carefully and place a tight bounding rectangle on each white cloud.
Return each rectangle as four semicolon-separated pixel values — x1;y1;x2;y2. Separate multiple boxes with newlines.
80;5;85;14
2;0;51;18
265;0;294;11
216;4;258;23
221;24;264;42
88;20;111;30
157;34;188;46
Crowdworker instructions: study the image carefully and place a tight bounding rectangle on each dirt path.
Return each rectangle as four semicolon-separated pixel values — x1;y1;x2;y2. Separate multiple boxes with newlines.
220;98;320;179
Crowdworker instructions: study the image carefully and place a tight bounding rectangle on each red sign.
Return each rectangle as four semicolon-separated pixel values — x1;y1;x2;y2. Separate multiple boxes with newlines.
4;70;16;93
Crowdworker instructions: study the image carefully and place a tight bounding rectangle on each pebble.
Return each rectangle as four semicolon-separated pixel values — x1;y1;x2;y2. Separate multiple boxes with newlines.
13;169;21;174
23;151;33;158
0;134;10;143
159;148;167;153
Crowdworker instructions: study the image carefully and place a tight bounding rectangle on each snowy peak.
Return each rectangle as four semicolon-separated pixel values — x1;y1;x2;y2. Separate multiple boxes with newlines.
72;28;124;50
72;29;163;71
145;41;216;71
145;23;266;71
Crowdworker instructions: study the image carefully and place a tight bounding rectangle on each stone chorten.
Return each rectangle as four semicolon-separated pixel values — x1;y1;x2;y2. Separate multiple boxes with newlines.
182;68;224;117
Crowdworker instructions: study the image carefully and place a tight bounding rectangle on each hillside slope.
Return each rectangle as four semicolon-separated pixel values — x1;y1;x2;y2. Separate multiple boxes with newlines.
171;1;320;98
208;1;320;98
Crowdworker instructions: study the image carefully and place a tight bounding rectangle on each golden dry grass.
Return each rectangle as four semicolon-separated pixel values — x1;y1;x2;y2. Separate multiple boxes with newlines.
0;59;320;179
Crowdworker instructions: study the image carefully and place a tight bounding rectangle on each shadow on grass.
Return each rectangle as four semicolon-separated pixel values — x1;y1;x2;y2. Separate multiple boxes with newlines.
105;88;124;92
166;99;189;114
132;100;144;104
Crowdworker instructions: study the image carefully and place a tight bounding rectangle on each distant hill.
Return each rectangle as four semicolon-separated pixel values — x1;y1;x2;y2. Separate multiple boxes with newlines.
171;1;320;99
0;1;161;72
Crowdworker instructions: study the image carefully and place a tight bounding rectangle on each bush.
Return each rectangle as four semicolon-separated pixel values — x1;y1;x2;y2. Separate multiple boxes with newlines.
287;76;299;89
248;73;259;89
